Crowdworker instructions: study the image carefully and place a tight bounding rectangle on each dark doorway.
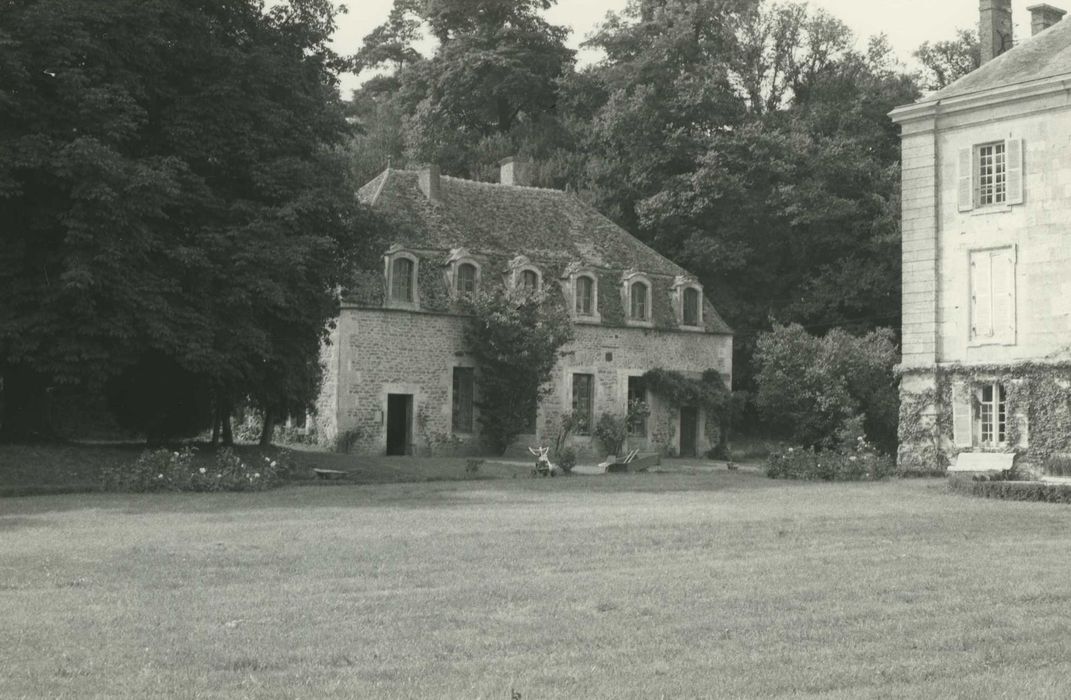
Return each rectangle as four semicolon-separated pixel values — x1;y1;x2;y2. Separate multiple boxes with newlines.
386;394;413;456
679;406;698;458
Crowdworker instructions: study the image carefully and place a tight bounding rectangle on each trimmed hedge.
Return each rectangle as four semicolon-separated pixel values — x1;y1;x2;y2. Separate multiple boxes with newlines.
949;478;1071;504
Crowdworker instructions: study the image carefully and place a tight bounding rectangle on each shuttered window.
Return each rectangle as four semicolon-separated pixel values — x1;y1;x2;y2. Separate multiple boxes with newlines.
969;247;1016;345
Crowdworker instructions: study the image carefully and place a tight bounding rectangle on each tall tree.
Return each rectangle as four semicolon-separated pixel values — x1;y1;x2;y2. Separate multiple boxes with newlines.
914;29;980;91
352;0;575;180
0;0;379;442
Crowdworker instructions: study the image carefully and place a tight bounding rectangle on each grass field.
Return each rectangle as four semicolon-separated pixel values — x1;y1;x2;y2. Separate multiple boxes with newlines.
4;472;1071;698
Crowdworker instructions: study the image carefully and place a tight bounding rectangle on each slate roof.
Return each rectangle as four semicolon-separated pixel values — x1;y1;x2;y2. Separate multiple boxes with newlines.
927;17;1071;101
354;168;733;335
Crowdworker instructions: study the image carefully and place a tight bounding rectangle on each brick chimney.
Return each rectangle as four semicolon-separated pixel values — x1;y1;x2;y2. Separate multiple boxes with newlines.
418;164;441;201
1027;3;1067;35
980;0;1014;63
499;157;531;187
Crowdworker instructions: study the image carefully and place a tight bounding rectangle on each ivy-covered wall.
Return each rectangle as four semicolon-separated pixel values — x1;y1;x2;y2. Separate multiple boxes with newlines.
898;363;1071;475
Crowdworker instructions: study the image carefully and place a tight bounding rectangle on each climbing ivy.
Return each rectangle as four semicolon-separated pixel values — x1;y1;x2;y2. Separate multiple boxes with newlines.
642;368;730;423
898;362;1071;475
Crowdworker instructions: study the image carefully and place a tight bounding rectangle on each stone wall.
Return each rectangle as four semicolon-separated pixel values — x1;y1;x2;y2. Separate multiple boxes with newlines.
319;306;732;458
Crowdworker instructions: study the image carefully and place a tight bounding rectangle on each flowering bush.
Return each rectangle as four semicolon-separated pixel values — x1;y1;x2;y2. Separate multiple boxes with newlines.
766;436;895;481
101;447;195;492
102;447;284;493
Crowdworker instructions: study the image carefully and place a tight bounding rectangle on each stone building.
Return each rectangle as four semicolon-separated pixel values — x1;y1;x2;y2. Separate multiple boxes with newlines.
315;159;733;458
890;2;1071;473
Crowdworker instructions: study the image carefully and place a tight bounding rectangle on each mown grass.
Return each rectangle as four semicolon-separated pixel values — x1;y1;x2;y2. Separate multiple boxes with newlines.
3;474;1071;698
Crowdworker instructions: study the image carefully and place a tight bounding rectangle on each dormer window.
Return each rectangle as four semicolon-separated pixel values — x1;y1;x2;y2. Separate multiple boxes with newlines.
508;255;542;294
622;271;653;327
520;269;540;292
575;275;595;316
385;247;419;308
673;276;703;329
682;288;700;327
392;258;415;302
456;262;478;296
447;248;480;300
629;280;650;321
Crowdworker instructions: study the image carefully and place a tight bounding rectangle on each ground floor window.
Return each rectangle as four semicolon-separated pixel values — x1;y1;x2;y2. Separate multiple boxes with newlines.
572;373;594;435
627;375;647;437
452;367;474;433
976;382;1006;446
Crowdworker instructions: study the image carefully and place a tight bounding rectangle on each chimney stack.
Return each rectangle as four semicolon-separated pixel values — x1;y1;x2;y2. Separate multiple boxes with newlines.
418;164;441;201
1027;3;1067;35
499;157;531;187
980;0;1014;63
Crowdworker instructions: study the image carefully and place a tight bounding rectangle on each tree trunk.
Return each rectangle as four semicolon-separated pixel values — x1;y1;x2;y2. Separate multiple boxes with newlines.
0;368;57;443
259;408;275;447
219;399;234;446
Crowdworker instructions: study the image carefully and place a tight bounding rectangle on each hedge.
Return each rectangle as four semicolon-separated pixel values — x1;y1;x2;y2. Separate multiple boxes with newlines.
949;478;1071;504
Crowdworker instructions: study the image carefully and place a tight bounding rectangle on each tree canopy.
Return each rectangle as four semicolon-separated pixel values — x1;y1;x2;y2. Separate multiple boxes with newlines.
0;0;382;442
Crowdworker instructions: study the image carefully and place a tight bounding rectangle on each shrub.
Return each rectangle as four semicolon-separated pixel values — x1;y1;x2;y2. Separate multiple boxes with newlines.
765;437;894;481
556;446;577;472
101;447;195;492
1044;454;1071;477
594;413;628;457
755;324;898;453
462;287;574;454
101;447;283;493
950;478;1071;503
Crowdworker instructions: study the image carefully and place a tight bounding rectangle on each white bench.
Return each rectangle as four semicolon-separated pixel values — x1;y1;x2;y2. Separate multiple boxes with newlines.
949;452;1015;474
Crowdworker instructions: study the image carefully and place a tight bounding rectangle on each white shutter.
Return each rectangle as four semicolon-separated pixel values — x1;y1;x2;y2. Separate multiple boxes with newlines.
1005;138;1023;205
952;382;974;448
990;247;1016;343
958;147;974;212
970;250;993;341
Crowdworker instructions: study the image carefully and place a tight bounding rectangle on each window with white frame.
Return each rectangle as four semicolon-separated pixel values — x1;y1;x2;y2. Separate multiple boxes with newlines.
575;275;596;316
969;247;1016;345
976;382;1007;447
958;138;1023;211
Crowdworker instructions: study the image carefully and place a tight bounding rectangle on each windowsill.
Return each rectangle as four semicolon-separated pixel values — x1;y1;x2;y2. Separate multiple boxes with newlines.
625;318;654;328
678;323;704;332
967;338;1016;348
969;205;1013;216
573;313;602;325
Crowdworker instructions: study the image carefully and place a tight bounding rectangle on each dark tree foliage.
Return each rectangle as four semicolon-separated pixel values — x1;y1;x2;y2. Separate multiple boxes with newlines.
351;0;575;180
0;0;380;442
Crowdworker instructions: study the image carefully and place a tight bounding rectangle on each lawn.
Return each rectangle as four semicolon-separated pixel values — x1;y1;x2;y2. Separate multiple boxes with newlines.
4;472;1071;698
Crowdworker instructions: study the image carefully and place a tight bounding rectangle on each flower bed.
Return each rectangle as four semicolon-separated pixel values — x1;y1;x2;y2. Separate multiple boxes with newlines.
101;447;285;493
765;438;894;481
948;477;1071;504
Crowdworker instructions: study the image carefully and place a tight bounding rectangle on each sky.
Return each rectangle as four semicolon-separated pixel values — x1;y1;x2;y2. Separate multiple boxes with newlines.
332;0;1047;97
